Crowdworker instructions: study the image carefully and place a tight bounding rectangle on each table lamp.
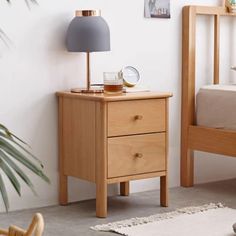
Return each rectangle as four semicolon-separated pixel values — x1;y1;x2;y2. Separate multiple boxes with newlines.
66;10;110;93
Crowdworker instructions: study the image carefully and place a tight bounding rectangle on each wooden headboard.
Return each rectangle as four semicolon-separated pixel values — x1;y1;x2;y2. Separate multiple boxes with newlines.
182;5;236;130
181;5;236;187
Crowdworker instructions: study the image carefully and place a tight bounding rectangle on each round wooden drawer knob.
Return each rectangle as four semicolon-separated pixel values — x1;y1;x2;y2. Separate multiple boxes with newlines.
134;115;143;120
134;153;143;158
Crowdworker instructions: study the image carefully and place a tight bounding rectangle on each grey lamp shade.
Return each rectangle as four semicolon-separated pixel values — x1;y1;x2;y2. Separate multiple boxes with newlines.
66;12;110;52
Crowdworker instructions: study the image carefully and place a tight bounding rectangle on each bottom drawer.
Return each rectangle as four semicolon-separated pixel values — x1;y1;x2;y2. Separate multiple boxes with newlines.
108;133;166;178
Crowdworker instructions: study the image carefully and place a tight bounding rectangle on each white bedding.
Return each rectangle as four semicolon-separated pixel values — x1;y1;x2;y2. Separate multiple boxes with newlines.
196;84;236;130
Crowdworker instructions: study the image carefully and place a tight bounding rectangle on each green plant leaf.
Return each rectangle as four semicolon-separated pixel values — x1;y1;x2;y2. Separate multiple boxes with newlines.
0;139;50;184
0;29;12;48
0;124;28;146
0;158;21;196
23;0;38;9
7;131;28;147
0;132;43;167
0;150;37;196
1;0;39;47
0;124;8;132
0;173;9;212
5;0;38;4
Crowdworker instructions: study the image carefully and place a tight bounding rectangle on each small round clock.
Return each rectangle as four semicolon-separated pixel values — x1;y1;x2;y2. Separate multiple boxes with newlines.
121;66;140;87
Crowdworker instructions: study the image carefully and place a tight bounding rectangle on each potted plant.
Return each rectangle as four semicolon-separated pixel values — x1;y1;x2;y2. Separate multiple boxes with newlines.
0;0;50;212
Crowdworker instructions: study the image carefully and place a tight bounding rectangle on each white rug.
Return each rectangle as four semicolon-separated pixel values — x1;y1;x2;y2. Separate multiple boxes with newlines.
91;203;236;236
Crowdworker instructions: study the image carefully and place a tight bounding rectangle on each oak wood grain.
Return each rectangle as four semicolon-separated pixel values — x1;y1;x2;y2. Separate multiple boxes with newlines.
62;98;96;182
107;171;166;184
181;5;236;188
108;133;166;178
56;91;173;102
161;98;169;206
181;6;196;187
120;182;130;196
57;92;171;217
189;125;236;156
58;97;68;205
160;175;168;207
95;102;108;218
108;99;166;137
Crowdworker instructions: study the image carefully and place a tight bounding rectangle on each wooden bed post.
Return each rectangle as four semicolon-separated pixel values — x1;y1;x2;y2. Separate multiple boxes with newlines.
181;5;236;188
181;6;196;187
214;14;220;84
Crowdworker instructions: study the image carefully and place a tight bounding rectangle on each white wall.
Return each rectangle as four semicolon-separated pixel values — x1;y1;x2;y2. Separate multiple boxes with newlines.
0;0;235;212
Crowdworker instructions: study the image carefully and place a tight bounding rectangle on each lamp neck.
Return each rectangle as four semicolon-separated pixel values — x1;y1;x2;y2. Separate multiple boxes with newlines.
86;52;91;91
76;10;101;17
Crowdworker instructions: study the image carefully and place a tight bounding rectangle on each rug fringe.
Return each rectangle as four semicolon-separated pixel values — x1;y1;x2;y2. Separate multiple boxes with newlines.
91;203;224;232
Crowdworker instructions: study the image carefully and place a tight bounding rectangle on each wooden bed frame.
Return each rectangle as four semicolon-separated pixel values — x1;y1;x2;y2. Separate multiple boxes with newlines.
181;4;236;187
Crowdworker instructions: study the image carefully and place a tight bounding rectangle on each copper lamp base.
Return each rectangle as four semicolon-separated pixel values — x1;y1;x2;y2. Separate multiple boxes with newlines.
71;88;104;93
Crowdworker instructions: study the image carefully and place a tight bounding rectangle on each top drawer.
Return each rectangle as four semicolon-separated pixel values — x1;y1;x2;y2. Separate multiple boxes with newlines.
107;99;166;137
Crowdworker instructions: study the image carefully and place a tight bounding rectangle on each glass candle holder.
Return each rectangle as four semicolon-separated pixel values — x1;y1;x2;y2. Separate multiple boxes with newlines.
103;72;123;94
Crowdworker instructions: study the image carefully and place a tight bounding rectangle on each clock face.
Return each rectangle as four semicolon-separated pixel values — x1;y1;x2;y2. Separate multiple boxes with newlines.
122;66;140;87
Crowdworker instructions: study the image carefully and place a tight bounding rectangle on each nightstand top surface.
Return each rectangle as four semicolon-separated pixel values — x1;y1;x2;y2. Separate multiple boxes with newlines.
56;91;173;102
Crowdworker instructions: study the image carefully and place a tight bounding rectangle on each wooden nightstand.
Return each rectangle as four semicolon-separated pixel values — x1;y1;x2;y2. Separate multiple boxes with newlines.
57;91;172;218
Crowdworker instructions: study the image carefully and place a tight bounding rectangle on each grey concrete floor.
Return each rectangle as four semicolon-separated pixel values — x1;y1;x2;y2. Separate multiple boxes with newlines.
0;179;236;235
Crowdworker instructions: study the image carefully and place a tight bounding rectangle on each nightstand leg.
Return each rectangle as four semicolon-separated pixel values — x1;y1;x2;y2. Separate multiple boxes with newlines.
96;182;107;218
120;182;130;196
160;176;168;207
59;174;68;205
59;97;68;206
